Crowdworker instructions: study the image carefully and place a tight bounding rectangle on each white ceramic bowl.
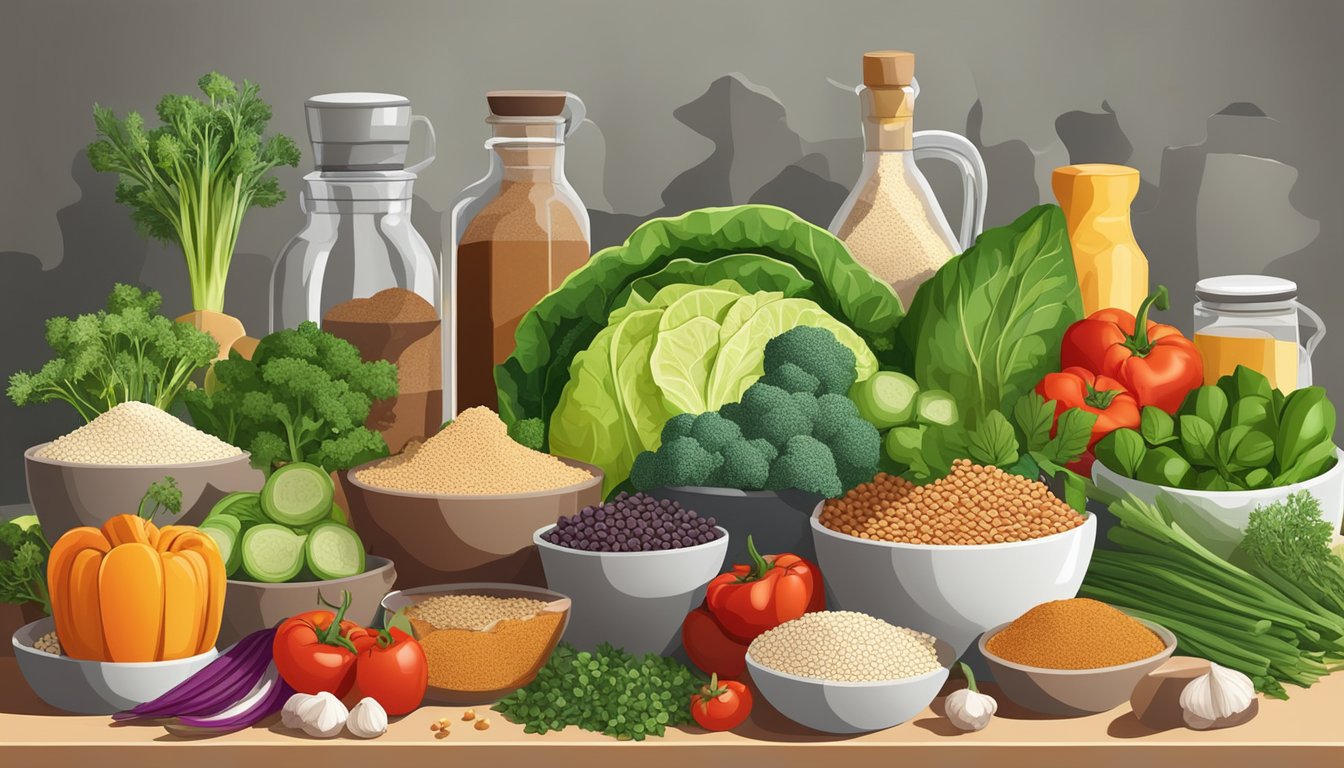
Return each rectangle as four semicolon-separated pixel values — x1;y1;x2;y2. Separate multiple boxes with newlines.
746;639;955;733
1092;450;1344;558
810;506;1096;657
13;617;219;714
533;525;728;656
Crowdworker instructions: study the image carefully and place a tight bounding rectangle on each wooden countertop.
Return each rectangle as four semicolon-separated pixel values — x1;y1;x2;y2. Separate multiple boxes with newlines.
1;658;1340;766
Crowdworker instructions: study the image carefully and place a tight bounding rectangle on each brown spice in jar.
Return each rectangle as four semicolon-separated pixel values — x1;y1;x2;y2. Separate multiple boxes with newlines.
819;459;1084;545
986;598;1166;669
412;610;564;692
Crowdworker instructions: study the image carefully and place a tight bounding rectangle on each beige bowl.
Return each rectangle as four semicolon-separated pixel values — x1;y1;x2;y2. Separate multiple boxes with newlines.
24;443;265;544
217;556;397;646
341;458;603;588
979;617;1178;717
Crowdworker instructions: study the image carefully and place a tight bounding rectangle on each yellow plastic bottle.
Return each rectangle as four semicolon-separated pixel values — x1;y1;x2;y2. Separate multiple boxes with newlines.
1052;164;1148;317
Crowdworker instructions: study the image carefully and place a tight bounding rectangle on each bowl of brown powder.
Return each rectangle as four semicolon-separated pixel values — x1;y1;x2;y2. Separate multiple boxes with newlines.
343;407;603;587
381;583;570;705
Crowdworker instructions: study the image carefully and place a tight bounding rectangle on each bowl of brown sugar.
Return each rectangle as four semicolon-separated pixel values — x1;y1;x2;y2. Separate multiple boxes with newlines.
381;583;570;705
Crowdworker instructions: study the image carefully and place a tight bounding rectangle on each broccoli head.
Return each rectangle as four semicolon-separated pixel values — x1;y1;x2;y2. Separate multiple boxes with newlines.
811;393;862;441
731;382;814;448
762;326;858;397
660;412;697;443
759;362;821;396
690;412;743;453
706;437;773;490
766;435;842;498
629;436;724;490
826;416;882;489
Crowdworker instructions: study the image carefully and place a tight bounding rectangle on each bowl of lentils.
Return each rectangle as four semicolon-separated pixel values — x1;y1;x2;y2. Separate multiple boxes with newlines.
745;611;954;734
533;492;728;656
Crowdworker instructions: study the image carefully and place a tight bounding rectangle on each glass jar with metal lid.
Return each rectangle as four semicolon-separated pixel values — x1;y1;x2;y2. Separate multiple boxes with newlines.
1192;274;1325;391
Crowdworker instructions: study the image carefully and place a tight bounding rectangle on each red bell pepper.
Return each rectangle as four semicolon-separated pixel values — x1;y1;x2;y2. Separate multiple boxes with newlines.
704;536;824;644
1059;285;1203;414
681;606;750;679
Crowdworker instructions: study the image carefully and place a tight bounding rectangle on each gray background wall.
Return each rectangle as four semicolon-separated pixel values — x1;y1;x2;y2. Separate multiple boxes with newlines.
2;0;1340;504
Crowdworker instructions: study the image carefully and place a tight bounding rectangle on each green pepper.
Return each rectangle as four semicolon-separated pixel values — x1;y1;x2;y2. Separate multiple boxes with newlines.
1218;365;1273;404
1179;415;1218;467
1095;428;1146;478
1140;406;1177;446
1179;386;1229;431
1137;446;1194;487
1276;387;1335;469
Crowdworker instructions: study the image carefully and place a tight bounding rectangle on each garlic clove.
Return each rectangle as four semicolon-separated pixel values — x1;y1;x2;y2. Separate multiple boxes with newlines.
281;692;314;731
297;690;349;738
346;697;388;739
1180;662;1257;730
945;688;997;732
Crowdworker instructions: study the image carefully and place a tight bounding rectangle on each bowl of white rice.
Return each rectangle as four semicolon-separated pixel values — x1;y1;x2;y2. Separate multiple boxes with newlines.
24;402;264;542
745;610;954;734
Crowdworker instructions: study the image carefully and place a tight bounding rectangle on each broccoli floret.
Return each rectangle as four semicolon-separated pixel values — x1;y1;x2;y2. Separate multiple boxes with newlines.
759;362;821;396
827;416;882;489
731;383;814;448
507;418;545;451
766;435;843;498
660;412;697;442
791;391;820;424
707;437;773;489
812;393;862;441
762;326;858;396
690;412;743;453
629;436;724;490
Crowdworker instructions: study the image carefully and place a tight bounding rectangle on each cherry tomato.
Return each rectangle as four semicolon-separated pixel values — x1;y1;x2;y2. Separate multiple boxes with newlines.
690;673;753;732
354;627;428;716
273;591;373;697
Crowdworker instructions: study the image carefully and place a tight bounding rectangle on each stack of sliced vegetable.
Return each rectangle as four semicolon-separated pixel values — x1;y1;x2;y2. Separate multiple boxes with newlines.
203;462;365;583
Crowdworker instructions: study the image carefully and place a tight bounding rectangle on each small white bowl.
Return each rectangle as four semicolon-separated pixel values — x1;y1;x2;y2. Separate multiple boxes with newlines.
811;506;1096;657
13;617;219;714
533;525;728;656
1092;449;1344;558
746;638;955;733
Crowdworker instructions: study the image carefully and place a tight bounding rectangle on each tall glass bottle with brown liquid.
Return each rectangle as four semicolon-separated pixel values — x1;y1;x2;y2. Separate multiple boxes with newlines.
452;96;589;411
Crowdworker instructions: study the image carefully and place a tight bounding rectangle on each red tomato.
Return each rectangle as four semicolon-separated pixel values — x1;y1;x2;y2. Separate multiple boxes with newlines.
354;627;428;716
273;591;374;697
681;606;751;679
690;673;753;732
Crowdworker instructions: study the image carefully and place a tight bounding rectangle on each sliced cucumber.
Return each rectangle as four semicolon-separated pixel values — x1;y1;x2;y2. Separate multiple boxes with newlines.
200;520;243;577
327;503;350;527
240;524;306;583
208;491;268;527
916;389;960;427
261;463;333;527
304;523;366;581
850;371;920;429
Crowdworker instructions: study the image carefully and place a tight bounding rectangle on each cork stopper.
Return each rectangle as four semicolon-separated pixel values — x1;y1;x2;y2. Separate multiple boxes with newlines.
486;90;567;117
862;51;915;87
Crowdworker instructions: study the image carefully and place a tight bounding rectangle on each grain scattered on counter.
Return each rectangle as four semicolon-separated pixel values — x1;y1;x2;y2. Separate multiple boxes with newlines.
36;401;242;465
748;611;941;682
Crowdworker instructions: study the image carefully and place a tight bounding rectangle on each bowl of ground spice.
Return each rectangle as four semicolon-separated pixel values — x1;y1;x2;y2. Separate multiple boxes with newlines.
381;583;570;705
811;460;1096;656
343;407;602;587
979;598;1176;716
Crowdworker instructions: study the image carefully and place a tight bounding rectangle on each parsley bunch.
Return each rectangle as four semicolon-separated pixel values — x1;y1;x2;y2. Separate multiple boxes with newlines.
493;643;704;741
0;516;50;614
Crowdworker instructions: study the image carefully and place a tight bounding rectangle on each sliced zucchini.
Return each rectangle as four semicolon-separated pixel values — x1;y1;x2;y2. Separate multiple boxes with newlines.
240;524;306;583
260;463;333;527
207;491;268;527
304;523;366;581
200;520;243;577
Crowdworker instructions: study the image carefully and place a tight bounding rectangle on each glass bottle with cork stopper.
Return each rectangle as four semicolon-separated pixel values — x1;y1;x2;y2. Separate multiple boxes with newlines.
829;50;987;308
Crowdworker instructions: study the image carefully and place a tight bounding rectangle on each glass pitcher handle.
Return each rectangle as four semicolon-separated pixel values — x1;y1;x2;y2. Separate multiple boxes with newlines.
1299;302;1326;387
405;114;437;174
912;129;989;250
563;93;587;138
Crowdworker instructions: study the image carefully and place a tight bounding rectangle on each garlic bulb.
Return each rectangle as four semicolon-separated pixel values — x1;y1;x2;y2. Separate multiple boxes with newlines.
945;662;997;732
346;697;388;739
281;693;314;730
296;690;349;738
1180;662;1256;730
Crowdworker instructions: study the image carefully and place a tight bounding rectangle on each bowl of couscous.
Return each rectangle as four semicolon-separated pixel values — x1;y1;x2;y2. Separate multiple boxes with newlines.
744;611;955;734
380;583;570;705
810;461;1097;656
343;408;604;588
24;402;264;543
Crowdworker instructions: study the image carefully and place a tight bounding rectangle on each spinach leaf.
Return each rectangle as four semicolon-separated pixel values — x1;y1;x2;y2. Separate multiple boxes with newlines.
1178;414;1218;467
1013;392;1055;452
1140;406;1177;446
1039;407;1097;465
895;205;1082;429
1095;428;1146;478
966;410;1020;467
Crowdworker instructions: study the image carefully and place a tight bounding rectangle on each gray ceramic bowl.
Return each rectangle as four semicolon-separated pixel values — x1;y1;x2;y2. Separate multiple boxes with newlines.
13;616;219;714
341;459;603;589
24;443;265;545
533;525;728;656
217;556;397;646
648;486;821;564
979;617;1177;716
746;637;955;733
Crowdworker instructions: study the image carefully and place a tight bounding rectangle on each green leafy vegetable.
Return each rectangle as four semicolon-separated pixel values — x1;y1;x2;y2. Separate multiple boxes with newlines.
1013;392;1055;453
497;205;905;447
966;410;1019;467
1240;492;1344;615
184;321;398;473
895;204;1082;430
137;476;182;521
1139;406;1176;446
7;284;218;421
1094;428;1146;478
87;73;300;312
493;642;703;740
0;516;50;613
1038;408;1098;466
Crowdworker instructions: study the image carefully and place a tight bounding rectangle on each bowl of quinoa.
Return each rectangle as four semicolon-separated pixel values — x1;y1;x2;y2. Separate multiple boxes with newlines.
810;460;1097;657
24;402;264;542
380;583;570;704
745;611;953;733
343;407;603;587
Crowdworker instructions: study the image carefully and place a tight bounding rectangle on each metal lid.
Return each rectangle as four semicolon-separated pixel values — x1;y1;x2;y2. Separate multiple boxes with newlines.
305;92;409;108
303;170;416;201
1195;274;1297;303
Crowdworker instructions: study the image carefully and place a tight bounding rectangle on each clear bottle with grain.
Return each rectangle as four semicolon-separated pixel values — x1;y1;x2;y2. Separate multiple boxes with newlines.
830;51;987;308
450;91;590;412
1052;164;1148;317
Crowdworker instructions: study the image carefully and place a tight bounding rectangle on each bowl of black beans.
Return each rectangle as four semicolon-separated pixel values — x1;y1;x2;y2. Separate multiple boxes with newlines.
533;492;728;656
